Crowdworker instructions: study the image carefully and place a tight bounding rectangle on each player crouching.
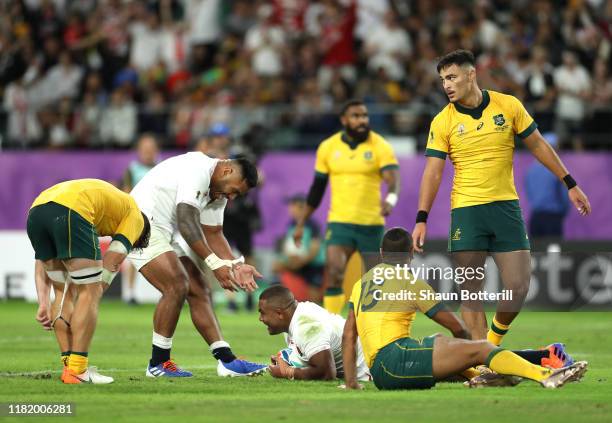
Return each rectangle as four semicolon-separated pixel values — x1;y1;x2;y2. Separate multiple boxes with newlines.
258;285;371;382
341;227;587;390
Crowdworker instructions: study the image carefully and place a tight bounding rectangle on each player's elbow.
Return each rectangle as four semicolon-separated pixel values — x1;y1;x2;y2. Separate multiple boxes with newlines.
320;364;337;381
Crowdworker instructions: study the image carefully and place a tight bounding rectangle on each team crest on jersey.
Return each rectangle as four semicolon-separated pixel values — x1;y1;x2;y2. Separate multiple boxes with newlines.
457;123;465;136
493;114;505;126
364;151;373;160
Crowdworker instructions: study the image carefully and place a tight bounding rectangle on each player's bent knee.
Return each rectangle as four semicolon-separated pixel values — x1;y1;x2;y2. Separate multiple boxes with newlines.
166;275;189;300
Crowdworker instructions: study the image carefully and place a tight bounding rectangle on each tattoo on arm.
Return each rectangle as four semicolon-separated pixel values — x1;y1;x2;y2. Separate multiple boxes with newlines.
176;203;204;246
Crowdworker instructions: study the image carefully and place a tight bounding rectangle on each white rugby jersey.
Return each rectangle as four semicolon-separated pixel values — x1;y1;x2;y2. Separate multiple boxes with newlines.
285;302;371;381
131;152;227;235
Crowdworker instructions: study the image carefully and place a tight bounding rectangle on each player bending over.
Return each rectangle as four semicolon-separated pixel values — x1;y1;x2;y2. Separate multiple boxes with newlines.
27;179;151;384
258;285;370;382
342;227;587;390
128;152;266;377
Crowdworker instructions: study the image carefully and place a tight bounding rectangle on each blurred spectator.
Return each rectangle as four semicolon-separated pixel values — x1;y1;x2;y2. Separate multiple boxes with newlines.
99;88;137;148
525;134;569;238
194;122;231;158
37;51;83;106
184;0;222;70
554;50;591;150
129;5;163;73
138;89;169;139
364;10;411;81
3;77;41;147
120;133;160;304
273;194;325;303
318;0;357;90
244;4;286;78
524;45;556;133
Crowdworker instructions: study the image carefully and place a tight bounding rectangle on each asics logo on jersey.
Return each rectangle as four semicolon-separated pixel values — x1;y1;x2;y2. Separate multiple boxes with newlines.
477;122;484;130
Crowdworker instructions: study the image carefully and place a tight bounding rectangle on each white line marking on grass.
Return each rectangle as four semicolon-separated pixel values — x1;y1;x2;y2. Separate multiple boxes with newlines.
0;364;219;378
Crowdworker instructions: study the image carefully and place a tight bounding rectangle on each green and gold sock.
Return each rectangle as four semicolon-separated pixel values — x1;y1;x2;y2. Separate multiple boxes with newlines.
323;288;345;314
487;316;510;346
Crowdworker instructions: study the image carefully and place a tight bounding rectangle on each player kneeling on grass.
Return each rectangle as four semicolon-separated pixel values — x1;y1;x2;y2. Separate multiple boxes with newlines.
258;285;371;382
27;179;151;384
341;227;587;390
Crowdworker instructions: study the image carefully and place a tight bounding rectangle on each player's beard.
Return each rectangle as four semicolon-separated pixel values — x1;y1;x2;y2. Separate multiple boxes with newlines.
345;124;370;143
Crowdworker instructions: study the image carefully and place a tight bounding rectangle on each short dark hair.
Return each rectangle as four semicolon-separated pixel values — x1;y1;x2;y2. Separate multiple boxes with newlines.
340;99;366;116
381;227;413;253
234;156;259;188
436;49;476;73
259;285;295;308
133;212;151;250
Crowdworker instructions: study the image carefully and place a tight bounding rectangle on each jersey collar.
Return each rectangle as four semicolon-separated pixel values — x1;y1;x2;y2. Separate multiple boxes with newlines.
340;131;368;150
453;89;490;119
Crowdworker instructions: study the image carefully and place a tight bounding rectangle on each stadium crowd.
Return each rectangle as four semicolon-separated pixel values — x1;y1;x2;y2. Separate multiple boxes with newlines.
0;0;611;151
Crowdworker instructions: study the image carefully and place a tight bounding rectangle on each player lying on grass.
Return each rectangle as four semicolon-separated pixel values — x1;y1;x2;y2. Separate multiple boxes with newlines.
258;285;371;382
341;227;587;390
27;179;151;384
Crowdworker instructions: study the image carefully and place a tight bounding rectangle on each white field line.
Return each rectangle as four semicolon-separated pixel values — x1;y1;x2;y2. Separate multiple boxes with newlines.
0;364;219;378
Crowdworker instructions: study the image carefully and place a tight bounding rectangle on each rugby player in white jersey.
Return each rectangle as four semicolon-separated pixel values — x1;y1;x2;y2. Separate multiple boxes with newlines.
129;152;267;377
258;285;370;382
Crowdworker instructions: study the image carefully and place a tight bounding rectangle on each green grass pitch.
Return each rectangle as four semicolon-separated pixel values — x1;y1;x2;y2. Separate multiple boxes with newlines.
1;300;611;423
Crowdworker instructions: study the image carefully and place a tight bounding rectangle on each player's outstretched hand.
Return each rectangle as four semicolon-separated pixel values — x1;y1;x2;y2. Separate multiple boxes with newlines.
338;382;364;390
35;303;52;331
213;266;239;292
569;186;591;216
412;222;427;253
232;263;262;292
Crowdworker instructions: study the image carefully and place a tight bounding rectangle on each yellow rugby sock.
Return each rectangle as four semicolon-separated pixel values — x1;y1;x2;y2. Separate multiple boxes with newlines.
61;351;70;367
487;316;510;346
487;349;552;382
323;288;345;314
68;352;88;375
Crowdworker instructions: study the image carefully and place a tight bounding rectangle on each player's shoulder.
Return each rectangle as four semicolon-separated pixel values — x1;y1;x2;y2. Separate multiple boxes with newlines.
317;132;342;151
487;89;521;108
368;130;392;147
431;103;455;128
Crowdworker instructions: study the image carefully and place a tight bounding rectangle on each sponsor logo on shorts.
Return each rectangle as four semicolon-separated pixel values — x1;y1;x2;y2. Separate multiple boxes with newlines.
452;228;462;241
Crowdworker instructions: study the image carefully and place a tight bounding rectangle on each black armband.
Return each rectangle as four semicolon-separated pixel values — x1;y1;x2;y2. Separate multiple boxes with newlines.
563;174;577;190
416;210;429;224
306;173;328;209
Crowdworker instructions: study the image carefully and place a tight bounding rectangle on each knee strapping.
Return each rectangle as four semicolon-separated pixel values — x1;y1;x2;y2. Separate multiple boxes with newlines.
69;266;103;284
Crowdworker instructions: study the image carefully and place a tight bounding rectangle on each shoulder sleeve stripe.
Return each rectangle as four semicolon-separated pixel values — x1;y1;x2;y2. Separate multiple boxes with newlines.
424;302;446;318
112;234;133;253
517;121;538;139
380;164;399;173
425;148;447;160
